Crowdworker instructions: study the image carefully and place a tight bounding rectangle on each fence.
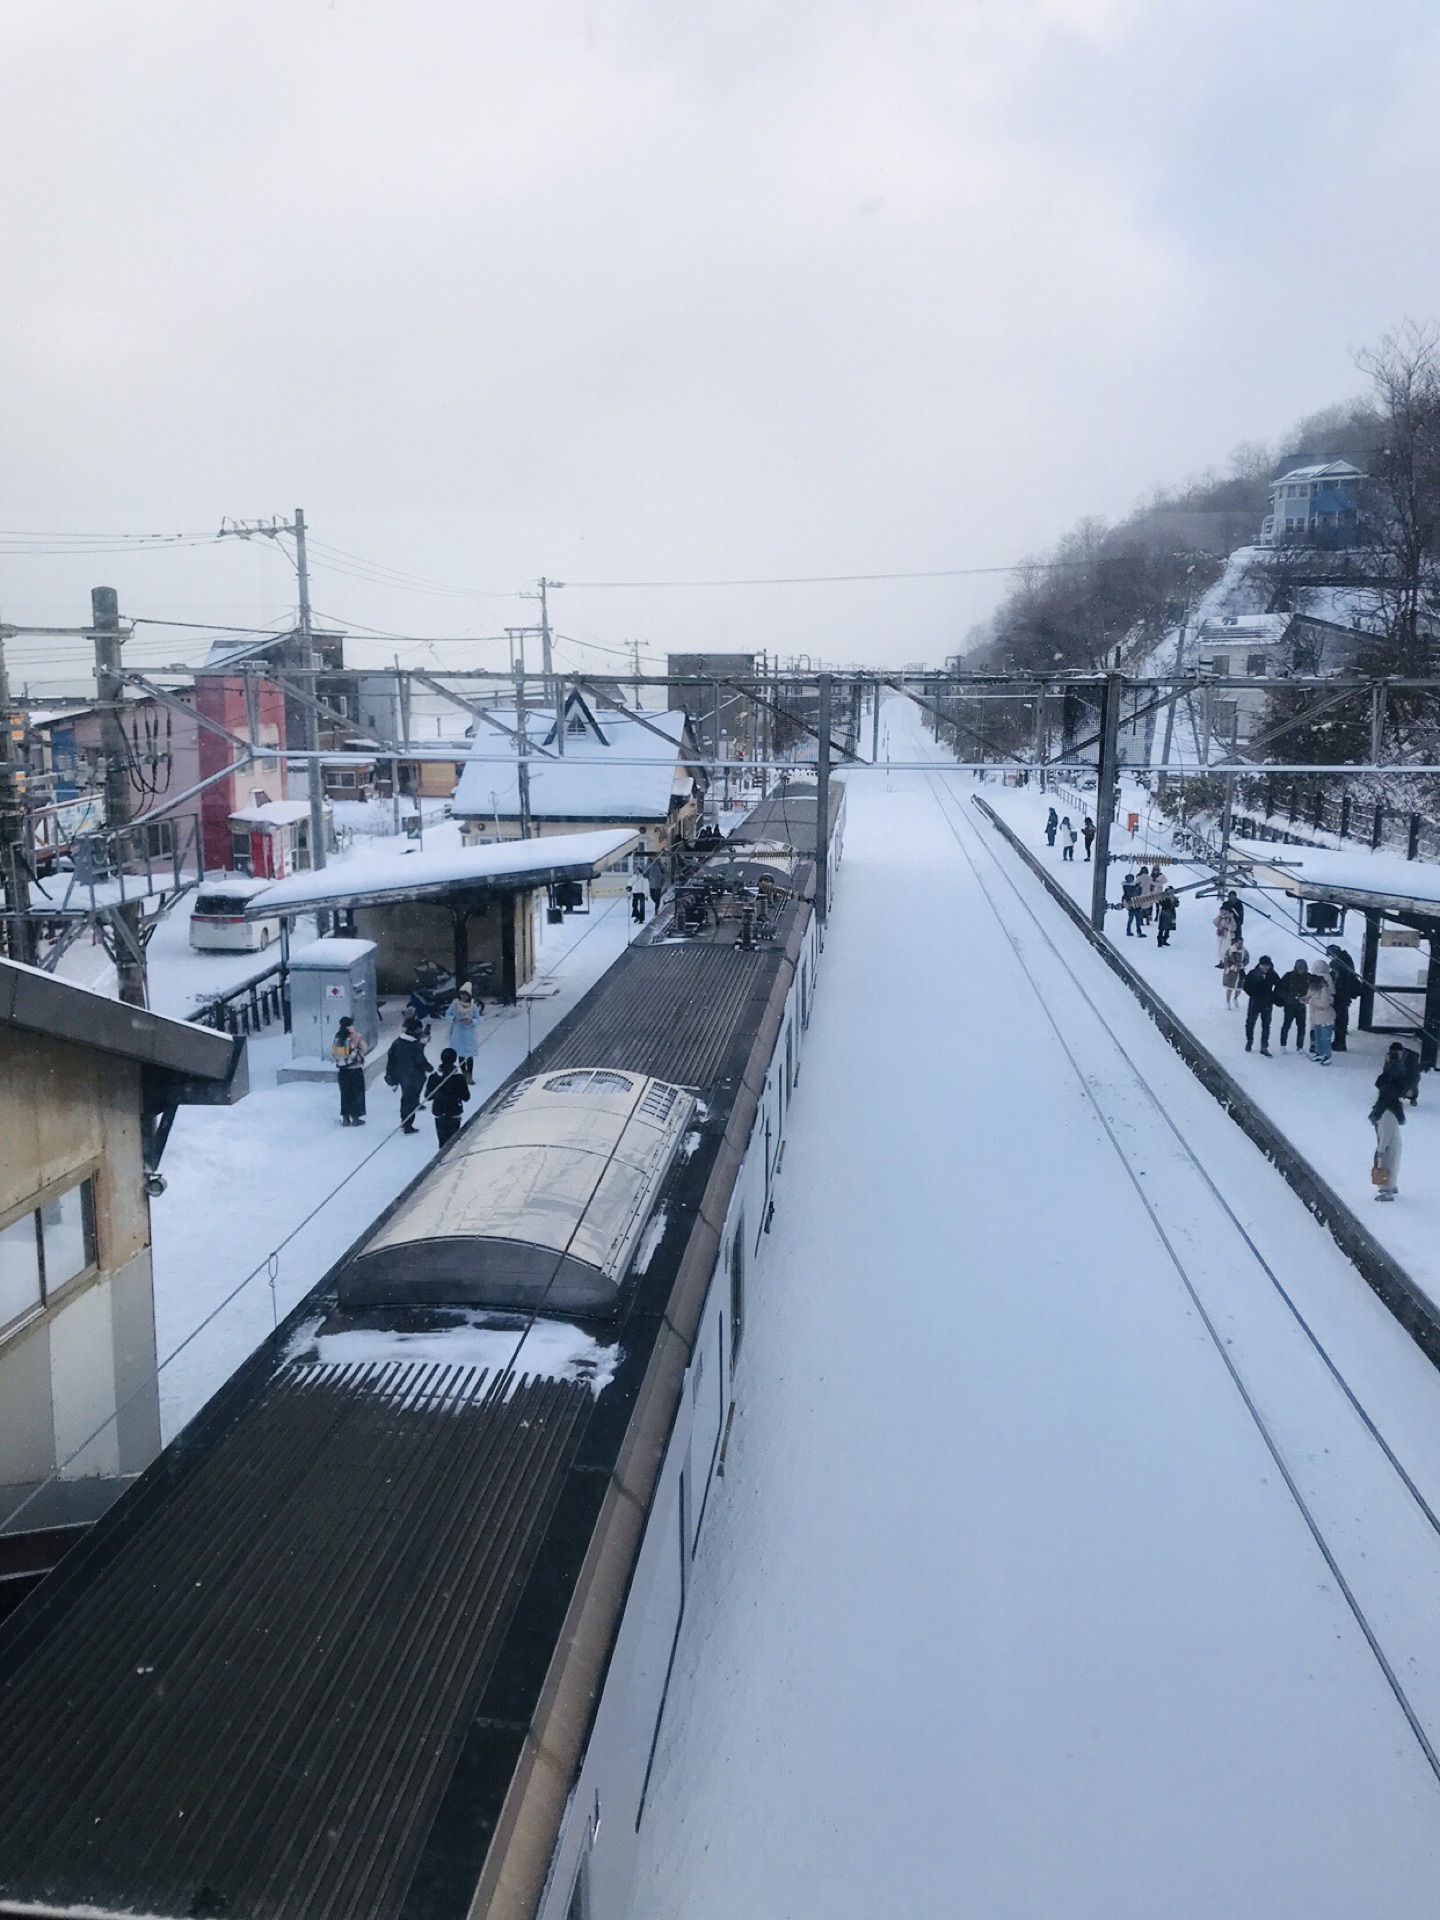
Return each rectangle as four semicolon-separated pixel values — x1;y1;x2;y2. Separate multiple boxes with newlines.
1236;778;1437;862
193;961;286;1038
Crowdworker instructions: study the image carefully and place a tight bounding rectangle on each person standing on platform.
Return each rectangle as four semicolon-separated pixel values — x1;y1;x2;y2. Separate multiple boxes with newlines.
1243;956;1279;1055
1307;960;1337;1064
332;1016;368;1126
385;1015;432;1134
1370;1043;1409;1200
1156;887;1178;947
1222;935;1250;1008
1223;890;1245;938
1059;816;1077;861
628;871;649;922
1213;904;1237;966
1045;806;1058;848
647;855;667;913
1122;872;1143;936
447;983;481;1081
1328;944;1360;1051
1277;959;1310;1052
1082;815;1096;861
425;1046;471;1149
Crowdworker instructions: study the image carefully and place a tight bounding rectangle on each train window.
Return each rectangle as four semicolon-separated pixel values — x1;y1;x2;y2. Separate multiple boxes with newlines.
729;1228;745;1365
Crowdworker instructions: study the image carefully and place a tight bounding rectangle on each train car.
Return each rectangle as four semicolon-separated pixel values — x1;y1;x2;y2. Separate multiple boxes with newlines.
0;832;829;1920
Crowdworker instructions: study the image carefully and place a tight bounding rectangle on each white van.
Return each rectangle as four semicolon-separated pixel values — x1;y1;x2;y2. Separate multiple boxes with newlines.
190;877;281;953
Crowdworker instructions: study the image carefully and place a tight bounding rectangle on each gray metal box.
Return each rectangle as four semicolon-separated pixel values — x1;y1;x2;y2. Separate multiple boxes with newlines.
287;937;379;1061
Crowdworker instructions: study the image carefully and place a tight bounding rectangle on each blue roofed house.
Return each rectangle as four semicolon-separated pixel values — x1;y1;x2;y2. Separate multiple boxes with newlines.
1260;461;1366;547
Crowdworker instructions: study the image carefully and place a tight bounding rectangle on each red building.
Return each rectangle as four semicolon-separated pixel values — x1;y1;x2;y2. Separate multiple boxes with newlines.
193;666;289;875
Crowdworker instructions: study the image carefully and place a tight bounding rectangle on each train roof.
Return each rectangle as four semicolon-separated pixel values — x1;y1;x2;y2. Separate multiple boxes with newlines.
730;777;845;855
0;877;815;1920
342;1071;696;1316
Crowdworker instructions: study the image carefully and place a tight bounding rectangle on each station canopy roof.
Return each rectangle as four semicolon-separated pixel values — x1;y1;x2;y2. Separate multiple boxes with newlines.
244;828;640;917
1237;839;1440;926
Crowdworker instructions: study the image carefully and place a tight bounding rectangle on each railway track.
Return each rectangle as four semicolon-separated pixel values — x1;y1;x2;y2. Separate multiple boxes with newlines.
911;740;1440;1790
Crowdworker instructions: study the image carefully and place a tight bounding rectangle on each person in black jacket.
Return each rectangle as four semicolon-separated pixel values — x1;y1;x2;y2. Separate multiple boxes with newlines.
384;1016;432;1134
1277;959;1309;1052
1243;956;1279;1055
1223;890;1245;936
1045;806;1058;848
1156;888;1178;947
424;1046;472;1149
1082;815;1095;861
1327;944;1360;1052
1370;1044;1410;1199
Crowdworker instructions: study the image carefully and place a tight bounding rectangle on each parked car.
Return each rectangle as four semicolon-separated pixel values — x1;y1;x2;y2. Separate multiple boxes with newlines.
190;877;280;953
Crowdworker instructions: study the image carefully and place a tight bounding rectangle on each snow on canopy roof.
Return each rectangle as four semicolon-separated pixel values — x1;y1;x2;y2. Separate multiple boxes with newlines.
452;706;690;822
244;827;640;916
1237;839;1440;920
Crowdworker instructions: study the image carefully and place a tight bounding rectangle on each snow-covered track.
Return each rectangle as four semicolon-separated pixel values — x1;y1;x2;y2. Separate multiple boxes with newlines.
921;754;1440;1787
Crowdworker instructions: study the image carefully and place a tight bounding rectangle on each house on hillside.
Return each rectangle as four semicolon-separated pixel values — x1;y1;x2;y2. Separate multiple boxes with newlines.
451;691;704;862
0;960;246;1610
1260;461;1366;547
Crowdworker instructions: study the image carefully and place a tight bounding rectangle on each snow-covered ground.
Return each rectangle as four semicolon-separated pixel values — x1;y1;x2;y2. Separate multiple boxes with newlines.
978;774;1439;1305
630;700;1440;1918
147;888;634;1440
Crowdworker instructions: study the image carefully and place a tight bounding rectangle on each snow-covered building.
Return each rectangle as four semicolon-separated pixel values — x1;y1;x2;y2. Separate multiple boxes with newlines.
0;958;246;1604
452;691;703;859
1260;461;1366;546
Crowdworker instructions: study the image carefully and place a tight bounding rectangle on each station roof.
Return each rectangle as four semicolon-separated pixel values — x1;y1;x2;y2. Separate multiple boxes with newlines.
0;957;246;1102
244;828;640;917
1237;839;1440;926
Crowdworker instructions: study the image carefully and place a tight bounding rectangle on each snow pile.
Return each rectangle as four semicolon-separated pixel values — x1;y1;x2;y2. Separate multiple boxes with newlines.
283;1309;619;1396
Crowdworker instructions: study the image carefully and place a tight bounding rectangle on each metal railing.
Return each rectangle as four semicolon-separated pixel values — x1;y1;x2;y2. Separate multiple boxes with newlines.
193;960;286;1037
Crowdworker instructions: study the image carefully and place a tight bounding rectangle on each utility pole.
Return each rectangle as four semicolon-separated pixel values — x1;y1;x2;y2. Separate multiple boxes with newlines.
93;586;147;1005
537;579;556;683
630;641;643;711
1090;671;1122;934
218;510;327;894
513;633;532;838
0;630;35;964
815;672;832;924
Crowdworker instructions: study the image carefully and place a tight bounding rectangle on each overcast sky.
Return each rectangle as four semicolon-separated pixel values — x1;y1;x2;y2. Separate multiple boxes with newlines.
5;0;1440;691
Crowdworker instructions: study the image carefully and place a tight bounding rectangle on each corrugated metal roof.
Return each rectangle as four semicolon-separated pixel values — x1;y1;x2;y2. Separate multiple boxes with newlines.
532;941;780;1088
0;1359;590;1920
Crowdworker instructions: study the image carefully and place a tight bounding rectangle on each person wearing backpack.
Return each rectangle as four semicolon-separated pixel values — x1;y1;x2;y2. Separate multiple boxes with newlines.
384;1015;432;1134
425;1047;472;1149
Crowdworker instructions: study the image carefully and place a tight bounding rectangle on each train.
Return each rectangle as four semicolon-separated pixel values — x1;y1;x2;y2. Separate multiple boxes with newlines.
0;779;844;1920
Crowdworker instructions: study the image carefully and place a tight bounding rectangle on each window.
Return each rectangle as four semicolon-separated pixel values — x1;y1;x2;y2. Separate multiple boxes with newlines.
0;1176;97;1335
728;1228;745;1366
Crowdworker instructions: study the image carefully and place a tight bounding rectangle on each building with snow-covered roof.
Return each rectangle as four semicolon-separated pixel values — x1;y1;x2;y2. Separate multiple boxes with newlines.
452;690;703;861
0;958;246;1606
1261;461;1366;547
